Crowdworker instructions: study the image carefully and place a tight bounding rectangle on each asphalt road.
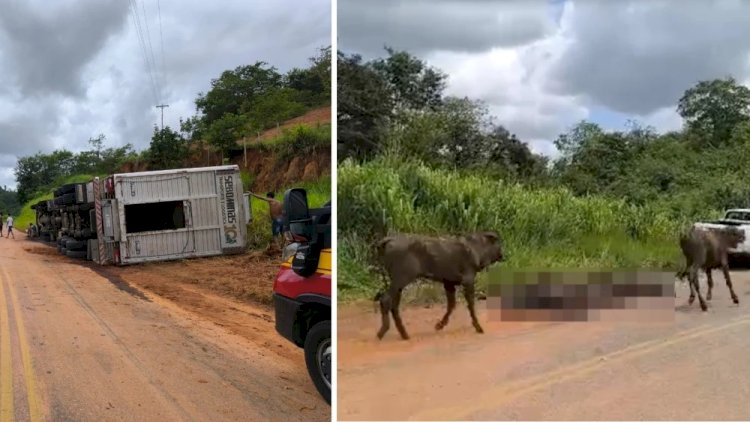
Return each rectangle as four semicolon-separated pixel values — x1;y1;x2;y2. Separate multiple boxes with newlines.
338;273;750;421
0;233;328;421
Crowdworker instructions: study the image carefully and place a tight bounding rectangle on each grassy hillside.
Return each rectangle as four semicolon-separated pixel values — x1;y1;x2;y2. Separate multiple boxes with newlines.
337;156;688;301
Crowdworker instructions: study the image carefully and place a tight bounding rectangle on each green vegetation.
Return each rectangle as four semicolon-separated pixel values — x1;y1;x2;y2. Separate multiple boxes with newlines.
243;123;331;161
14;136;136;204
246;175;331;249
184;46;331;160
0;186;21;217
338;47;750;302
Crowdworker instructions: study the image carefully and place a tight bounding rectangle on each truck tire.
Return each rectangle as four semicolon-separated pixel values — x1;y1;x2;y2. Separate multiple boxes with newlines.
66;250;87;259
61;193;76;205
60;247;67;255
65;239;86;251
304;320;331;405
58;184;76;195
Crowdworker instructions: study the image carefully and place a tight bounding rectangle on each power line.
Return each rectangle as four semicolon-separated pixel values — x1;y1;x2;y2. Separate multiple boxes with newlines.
157;0;167;92
140;0;162;102
128;0;159;104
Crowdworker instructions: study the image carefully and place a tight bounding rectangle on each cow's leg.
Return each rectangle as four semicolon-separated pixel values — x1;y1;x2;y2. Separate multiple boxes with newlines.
436;283;456;330
690;266;708;311
706;269;714;301
390;287;410;340
462;282;484;334
687;267;698;305
376;289;392;340
721;263;740;304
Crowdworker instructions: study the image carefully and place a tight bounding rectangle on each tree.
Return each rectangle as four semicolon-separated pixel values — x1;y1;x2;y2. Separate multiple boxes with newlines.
553;120;604;162
195;62;283;125
285;45;331;106
370;47;447;112
677;77;750;146
205;113;246;160
14;150;75;203
99;144;137;174
0;186;20;216
149;126;188;170
88;134;105;161
337;51;394;160
244;87;307;131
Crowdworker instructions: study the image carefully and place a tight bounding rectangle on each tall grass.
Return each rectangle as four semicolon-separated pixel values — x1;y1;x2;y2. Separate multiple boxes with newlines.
243;124;330;160
246;175;331;249
337;156;690;301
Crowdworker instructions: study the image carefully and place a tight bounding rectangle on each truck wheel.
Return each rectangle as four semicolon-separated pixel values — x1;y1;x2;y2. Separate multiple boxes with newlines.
304;320;331;405
58;184;76;195
61;193;76;205
66;250;87;259
65;240;86;251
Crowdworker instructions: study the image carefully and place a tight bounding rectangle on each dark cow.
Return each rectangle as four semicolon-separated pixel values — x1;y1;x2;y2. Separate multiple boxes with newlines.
676;226;745;311
374;231;504;340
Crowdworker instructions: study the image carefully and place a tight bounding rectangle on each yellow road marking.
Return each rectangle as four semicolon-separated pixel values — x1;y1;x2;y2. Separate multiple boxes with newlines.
0;275;13;422
2;267;42;422
412;315;750;421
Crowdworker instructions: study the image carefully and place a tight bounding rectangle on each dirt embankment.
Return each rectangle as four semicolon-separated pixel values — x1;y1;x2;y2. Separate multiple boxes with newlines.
238;148;330;192
118;106;331;192
242;106;331;144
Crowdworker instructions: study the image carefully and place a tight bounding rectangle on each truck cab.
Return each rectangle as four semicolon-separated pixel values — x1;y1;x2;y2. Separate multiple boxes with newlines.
693;208;750;257
271;188;331;404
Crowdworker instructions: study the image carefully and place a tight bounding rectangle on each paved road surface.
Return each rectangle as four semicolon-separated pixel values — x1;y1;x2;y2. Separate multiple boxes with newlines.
338;274;750;420
0;233;328;421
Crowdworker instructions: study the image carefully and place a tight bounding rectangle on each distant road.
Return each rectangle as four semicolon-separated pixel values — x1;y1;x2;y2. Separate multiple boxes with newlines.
338;273;750;421
0;233;328;421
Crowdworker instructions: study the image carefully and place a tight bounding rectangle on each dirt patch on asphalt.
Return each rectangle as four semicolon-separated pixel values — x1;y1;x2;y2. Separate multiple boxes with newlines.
23;237;295;363
93;251;297;362
23;245;63;257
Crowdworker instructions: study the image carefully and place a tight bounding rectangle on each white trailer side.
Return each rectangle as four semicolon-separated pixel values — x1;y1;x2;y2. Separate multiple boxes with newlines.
98;165;249;265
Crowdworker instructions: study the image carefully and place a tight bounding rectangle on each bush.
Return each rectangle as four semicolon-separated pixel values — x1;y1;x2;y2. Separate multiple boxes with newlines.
337;157;689;301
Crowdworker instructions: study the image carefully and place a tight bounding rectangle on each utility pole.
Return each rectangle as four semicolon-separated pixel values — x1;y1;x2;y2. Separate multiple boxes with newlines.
156;104;169;130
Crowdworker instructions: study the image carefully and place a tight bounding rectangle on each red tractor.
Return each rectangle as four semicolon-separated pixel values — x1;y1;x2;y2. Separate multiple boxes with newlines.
272;188;331;404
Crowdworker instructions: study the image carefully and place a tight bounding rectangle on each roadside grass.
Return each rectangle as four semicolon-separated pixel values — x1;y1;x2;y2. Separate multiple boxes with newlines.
337;156;690;303
246;175;331;249
235;123;330;161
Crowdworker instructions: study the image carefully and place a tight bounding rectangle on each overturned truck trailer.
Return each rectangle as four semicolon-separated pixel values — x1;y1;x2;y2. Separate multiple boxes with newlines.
32;165;251;265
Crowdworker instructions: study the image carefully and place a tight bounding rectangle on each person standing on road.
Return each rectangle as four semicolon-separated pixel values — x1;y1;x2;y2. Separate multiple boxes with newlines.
6;215;14;239
250;191;284;249
0;212;4;238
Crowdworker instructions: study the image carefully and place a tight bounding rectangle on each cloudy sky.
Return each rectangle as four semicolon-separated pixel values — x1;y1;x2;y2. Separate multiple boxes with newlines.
339;0;750;157
0;0;330;189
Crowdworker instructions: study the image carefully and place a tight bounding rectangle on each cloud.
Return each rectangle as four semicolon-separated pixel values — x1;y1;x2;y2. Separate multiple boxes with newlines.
339;0;555;58
0;0;330;189
425;11;588;155
341;0;750;160
546;0;750;115
0;0;129;98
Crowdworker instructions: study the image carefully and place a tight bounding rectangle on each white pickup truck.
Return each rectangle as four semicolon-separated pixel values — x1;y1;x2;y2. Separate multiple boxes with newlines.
693;208;750;258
